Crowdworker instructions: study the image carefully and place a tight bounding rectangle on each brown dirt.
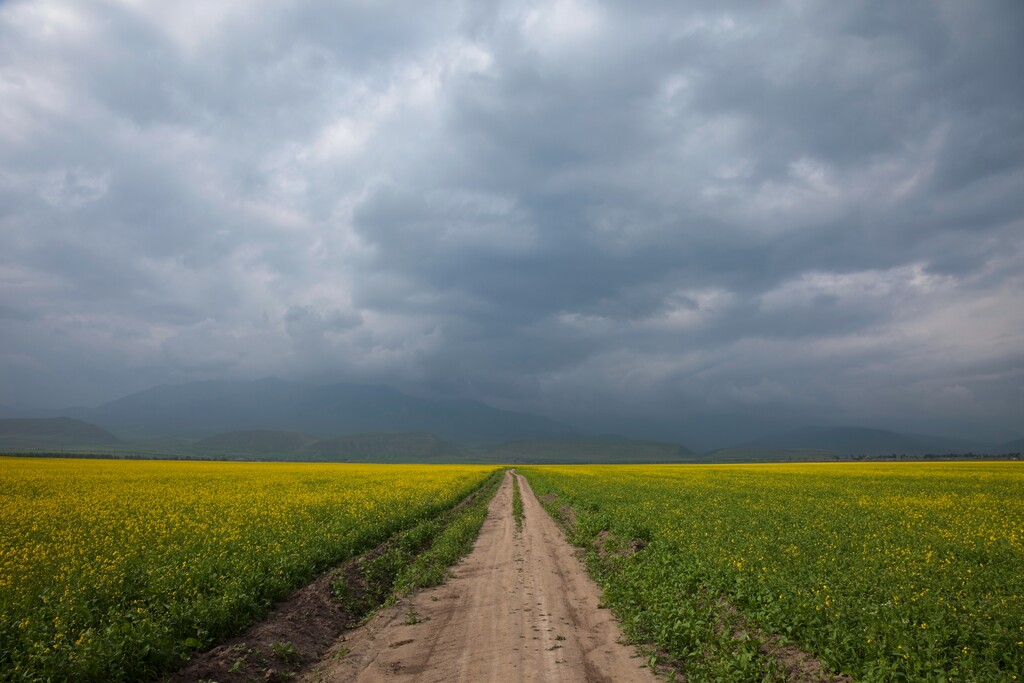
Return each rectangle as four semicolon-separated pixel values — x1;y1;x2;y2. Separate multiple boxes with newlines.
305;471;660;683
762;638;852;683
166;564;353;683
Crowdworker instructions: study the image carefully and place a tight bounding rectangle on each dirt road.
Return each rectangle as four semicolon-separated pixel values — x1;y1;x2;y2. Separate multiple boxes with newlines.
305;470;659;683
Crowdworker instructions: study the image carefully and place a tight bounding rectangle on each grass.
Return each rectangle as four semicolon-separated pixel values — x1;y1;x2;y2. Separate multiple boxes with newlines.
512;472;524;531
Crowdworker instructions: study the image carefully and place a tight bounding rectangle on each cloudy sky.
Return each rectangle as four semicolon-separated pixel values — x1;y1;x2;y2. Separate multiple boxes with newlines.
1;0;1022;439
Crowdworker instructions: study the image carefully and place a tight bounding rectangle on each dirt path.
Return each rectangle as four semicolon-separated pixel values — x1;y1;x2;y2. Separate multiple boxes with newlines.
305;470;660;683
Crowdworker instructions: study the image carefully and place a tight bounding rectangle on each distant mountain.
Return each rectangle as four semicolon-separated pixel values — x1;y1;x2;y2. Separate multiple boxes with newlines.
193;430;463;462
183;429;693;463
299;432;463;462
484;438;697;463
192;430;316;455
998;437;1024;454
704;448;841;463
73;379;577;442
0;417;120;450
724;425;994;457
565;414;816;454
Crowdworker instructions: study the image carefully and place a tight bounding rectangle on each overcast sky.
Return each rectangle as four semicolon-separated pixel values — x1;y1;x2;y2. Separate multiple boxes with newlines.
1;0;1021;439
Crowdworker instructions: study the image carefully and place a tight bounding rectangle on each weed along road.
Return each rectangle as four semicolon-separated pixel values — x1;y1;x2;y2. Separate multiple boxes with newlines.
306;470;658;682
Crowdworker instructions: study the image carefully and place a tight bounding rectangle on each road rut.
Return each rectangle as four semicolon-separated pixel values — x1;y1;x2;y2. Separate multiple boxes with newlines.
305;470;659;683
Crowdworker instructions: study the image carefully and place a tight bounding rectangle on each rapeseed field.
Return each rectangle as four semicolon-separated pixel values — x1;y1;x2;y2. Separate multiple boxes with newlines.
523;462;1024;682
0;458;496;682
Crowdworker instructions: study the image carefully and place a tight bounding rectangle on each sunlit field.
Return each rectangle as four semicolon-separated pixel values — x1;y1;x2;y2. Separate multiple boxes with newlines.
0;458;497;682
522;462;1024;681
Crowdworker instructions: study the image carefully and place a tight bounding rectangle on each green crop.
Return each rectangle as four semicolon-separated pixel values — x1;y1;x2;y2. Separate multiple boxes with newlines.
512;472;524;531
522;462;1024;682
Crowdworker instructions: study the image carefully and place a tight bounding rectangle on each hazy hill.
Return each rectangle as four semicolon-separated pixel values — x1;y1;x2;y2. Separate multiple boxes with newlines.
76;379;577;442
704;448;841;462
483;438;697;463
299;432;462;462
0;417;120;450
998;437;1024;454
723;426;992;457
565;414;816;455
192;430;316;455
185;431;697;463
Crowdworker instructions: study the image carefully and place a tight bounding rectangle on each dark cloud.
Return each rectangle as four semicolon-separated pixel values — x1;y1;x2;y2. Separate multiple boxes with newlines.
1;0;1021;440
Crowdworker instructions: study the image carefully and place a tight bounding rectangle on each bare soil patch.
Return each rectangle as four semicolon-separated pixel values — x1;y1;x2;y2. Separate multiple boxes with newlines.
165;561;356;683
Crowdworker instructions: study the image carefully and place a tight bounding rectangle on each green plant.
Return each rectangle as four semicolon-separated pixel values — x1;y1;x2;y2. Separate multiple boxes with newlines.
268;641;301;664
522;462;1024;681
512;472;524;531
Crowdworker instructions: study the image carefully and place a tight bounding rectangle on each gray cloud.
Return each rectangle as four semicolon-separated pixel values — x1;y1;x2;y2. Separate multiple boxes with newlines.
1;0;1021;440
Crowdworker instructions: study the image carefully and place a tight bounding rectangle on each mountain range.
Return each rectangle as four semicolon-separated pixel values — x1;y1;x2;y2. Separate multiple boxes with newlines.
708;425;1021;460
0;379;1020;460
67;378;578;442
192;429;467;462
0;417;120;450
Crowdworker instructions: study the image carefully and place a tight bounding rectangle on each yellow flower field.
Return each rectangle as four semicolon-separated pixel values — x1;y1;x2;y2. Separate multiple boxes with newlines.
0;457;497;682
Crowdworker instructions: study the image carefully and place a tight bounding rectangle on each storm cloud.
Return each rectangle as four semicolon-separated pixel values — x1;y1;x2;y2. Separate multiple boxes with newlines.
1;0;1022;439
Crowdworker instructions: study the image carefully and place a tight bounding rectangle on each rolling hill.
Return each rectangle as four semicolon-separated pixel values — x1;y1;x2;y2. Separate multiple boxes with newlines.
186;431;693;463
0;417;121;450
192;430;464;462
298;432;463;462
997;437;1024;454
192;430;317;455
702;448;841;462
715;425;998;458
73;378;578;442
483;438;697;463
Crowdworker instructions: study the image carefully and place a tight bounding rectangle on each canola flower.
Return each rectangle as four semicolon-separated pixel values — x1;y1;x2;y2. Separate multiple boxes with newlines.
0;457;497;682
522;462;1024;682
